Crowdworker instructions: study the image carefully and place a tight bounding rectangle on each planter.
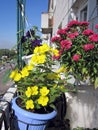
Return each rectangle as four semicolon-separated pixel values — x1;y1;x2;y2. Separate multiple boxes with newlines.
11;97;57;130
22;54;33;65
65;85;98;129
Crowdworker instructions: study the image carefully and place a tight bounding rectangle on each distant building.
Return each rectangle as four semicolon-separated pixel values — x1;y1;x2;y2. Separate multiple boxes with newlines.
41;0;98;43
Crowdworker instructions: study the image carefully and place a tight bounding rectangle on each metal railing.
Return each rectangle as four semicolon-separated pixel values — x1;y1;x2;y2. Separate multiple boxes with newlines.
0;85;17;130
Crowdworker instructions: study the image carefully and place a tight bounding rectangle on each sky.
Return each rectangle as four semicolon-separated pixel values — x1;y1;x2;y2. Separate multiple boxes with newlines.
0;0;48;49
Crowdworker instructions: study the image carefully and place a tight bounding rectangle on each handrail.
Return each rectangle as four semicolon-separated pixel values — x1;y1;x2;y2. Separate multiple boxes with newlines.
0;85;17;130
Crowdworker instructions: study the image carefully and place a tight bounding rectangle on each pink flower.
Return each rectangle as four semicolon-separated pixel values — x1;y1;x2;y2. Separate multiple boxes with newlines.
67;32;79;39
82;29;94;36
83;44;95;51
59;49;64;55
60;40;72;50
72;54;81;62
89;34;98;42
80;21;89;26
52;55;60;60
52;49;64;60
64;27;70;32
51;36;61;43
67;20;80;27
95;24;98;29
57;28;67;35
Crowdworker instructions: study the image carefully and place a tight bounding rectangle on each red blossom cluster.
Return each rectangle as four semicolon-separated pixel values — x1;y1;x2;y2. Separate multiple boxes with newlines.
51;20;98;62
83;44;95;51
51;20;98;85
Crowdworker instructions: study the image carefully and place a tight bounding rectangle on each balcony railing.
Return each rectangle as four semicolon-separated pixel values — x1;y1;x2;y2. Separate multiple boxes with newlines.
0;85;17;130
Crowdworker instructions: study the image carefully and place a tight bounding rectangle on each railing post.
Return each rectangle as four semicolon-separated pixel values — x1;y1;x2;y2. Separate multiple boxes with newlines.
17;0;26;70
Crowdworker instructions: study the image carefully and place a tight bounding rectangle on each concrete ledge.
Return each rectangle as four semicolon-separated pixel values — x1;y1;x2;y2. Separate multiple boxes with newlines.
65;85;98;129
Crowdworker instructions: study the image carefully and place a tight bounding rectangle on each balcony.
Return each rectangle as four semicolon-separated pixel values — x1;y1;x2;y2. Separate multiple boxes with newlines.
41;12;53;34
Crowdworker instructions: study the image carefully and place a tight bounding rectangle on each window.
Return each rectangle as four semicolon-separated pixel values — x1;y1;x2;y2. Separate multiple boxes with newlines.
80;6;87;21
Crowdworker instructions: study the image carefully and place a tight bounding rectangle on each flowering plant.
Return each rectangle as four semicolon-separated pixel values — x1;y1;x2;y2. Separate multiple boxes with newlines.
21;26;42;56
9;43;69;112
51;20;98;88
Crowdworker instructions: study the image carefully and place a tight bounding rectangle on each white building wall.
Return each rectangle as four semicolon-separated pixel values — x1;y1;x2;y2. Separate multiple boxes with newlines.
52;0;98;35
41;13;48;28
53;0;77;35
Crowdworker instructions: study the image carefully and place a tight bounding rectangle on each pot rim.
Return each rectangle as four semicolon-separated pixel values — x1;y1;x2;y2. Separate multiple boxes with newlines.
11;97;57;120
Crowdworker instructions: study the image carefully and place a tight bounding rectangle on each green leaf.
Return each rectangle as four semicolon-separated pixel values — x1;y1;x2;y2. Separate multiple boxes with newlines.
94;77;98;89
49;104;56;110
82;67;87;74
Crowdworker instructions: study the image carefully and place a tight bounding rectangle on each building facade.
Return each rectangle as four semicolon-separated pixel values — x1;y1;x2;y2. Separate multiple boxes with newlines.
41;0;98;42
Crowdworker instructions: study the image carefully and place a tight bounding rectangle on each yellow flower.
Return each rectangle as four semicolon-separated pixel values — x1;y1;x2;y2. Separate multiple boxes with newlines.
38;54;46;63
25;100;34;109
25;87;32;98
27;65;34;70
56;66;66;73
38;96;49;106
20;66;29;78
31;86;38;95
30;54;37;64
34;43;50;54
40;43;50;53
40;87;50;96
10;69;22;81
31;54;46;64
51;48;59;56
9;69;18;79
34;46;40;54
13;73;22;81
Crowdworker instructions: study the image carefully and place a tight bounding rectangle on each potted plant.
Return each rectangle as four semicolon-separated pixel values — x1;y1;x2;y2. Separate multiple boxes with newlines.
21;26;42;64
10;43;71;130
51;20;98;88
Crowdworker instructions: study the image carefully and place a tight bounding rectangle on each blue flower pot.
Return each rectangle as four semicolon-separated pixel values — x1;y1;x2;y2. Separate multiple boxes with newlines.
11;97;57;130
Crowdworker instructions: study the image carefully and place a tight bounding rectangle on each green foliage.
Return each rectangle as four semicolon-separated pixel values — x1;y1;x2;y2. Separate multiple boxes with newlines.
20;26;42;56
0;49;16;58
9;43;72;111
51;20;98;88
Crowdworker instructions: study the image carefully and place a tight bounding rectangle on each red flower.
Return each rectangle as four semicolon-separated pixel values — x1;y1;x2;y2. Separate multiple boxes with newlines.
89;34;98;42
83;44;95;51
64;27;70;32
52;55;60;60
59;49;64;55
57;28;67;35
95;24;98;29
80;21;89;26
67;20;80;27
82;29;94;36
72;54;81;62
51;36;61;43
67;32;79;39
60;40;72;50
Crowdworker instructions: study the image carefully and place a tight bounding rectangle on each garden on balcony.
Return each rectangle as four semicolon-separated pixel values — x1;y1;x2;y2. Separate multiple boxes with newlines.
0;0;98;130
